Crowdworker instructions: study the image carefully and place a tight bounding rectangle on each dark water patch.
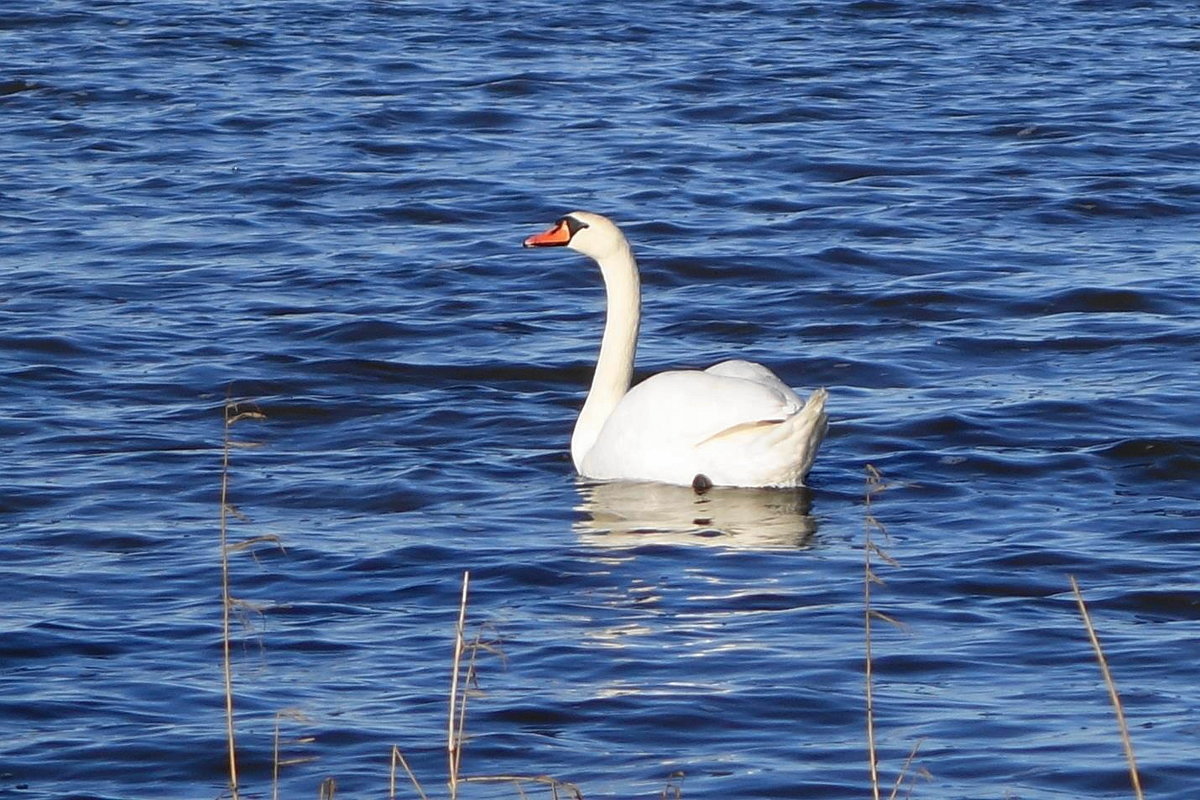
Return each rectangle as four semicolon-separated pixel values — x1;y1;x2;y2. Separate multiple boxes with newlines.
1057;194;1195;220
0;78;43;96
1107;589;1200;622
0;623;127;661
940;333;1130;357
864;288;985;321
347;544;464;574
815;246;878;267
1014;286;1176;316
1;334;103;359
1098;437;1200;491
4;12;92;32
246;479;434;514
1101;437;1200;462
805;159;935;184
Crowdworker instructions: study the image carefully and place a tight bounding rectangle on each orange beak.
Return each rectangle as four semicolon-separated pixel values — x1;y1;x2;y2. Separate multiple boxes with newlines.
523;219;573;248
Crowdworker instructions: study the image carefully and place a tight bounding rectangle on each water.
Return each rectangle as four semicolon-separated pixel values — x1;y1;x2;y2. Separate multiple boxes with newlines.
3;1;1199;797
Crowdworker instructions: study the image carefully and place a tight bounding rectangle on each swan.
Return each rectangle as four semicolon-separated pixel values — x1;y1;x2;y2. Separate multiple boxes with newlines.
524;211;828;489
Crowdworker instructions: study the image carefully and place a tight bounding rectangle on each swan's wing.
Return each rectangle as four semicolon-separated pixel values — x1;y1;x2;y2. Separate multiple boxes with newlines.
629;368;801;441
697;418;780;446
704;359;805;408
580;367;808;483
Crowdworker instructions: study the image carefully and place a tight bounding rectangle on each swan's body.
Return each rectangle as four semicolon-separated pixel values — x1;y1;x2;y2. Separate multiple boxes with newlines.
524;211;828;489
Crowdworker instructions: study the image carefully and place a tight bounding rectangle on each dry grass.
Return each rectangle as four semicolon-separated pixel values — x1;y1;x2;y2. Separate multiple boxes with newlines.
219;396;266;800
391;745;429;800
217;408;1146;799
448;571;471;798
860;467;1144;800
216;411;580;800
862;465;928;800
388;570;577;800
1070;575;1145;800
863;464;886;800
658;771;685;799
273;709;317;800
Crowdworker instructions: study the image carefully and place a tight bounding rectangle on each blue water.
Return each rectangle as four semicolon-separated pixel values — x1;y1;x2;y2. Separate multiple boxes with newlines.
3;1;1199;798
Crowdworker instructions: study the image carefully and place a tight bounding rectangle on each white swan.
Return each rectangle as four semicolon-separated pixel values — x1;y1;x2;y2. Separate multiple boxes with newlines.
524;211;828;489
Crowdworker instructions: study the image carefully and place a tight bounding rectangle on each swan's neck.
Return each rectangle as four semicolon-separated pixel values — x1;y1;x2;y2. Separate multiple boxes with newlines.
571;242;640;471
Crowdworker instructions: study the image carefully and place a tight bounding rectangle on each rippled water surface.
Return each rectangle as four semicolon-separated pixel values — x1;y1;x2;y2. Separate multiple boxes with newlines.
4;2;1200;798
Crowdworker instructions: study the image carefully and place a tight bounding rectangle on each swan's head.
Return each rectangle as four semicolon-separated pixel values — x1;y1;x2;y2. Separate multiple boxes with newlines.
523;211;630;263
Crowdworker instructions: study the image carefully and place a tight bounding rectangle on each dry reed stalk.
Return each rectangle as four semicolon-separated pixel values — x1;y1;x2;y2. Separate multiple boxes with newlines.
448;570;471;799
462;774;585;799
862;466;922;800
453;641;473;784
659;771;685;799
220;400;241;799
218;395;264;800
390;745;429;800
1069;575;1145;800
271;711;283;800
888;740;929;800
393;571;580;799
272;709;317;800
863;464;886;800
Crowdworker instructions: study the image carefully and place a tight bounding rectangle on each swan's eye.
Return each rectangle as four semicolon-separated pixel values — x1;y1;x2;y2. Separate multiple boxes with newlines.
562;216;589;236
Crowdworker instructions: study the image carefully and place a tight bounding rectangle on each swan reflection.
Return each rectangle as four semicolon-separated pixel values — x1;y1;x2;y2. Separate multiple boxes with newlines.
573;480;817;550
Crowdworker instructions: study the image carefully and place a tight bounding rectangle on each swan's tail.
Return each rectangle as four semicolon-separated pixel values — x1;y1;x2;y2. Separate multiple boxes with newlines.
753;386;830;484
775;387;828;485
696;387;829;488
